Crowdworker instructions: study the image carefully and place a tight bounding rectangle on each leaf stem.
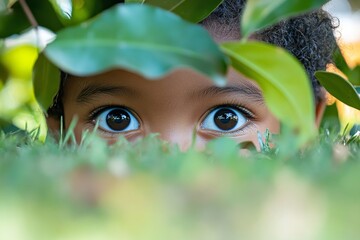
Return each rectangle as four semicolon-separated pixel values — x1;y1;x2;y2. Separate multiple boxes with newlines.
19;0;38;28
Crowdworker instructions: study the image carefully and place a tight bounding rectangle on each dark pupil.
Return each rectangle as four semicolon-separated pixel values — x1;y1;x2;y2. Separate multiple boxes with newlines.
106;109;131;131
214;108;238;131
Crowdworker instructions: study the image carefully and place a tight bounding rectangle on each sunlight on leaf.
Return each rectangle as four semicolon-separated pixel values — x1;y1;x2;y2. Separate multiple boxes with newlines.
241;0;328;37
45;4;228;85
2;45;37;80
221;41;316;145
315;71;360;110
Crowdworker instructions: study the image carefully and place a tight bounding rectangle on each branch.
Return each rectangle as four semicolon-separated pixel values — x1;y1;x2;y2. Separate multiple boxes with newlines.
19;0;38;28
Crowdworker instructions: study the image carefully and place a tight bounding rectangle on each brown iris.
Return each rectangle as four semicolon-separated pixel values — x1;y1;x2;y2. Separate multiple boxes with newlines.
214;108;238;131
106;109;131;131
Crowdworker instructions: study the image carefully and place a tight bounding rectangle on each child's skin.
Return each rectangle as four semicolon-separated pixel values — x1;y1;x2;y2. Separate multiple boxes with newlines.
61;68;281;150
47;2;335;150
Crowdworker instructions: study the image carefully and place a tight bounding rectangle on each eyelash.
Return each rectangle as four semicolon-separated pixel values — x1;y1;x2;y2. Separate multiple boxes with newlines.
86;104;139;124
210;101;257;120
85;101;257;135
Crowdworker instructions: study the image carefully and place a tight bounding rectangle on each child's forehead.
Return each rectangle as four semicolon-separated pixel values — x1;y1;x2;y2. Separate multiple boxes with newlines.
68;68;258;89
65;68;264;103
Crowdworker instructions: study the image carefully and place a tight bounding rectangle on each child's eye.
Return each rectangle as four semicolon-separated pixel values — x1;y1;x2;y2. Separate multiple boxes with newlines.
95;107;140;133
201;106;248;132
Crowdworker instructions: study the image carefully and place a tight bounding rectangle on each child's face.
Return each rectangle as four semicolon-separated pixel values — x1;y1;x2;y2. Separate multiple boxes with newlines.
61;68;280;150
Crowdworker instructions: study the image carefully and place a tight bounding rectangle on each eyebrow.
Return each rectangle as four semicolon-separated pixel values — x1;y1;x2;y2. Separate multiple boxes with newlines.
76;84;136;103
191;84;264;103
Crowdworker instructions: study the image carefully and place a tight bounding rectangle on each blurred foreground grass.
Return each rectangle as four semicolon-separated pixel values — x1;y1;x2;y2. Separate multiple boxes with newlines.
0;130;359;240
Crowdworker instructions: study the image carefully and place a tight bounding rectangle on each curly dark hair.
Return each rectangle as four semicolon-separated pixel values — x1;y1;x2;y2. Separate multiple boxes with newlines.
47;0;337;117
202;0;337;103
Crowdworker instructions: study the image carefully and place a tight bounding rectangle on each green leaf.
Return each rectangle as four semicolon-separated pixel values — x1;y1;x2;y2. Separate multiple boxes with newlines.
33;53;60;112
125;0;224;23
0;40;7;83
0;61;8;83
44;4;228;85
66;0;121;26
320;103;340;134
348;65;360;86
315;71;360;110
0;0;64;38
241;0;328;37
0;117;21;134
333;46;351;76
0;0;7;11
356;86;360;95
0;4;29;38
348;0;360;10
332;46;360;86
221;41;316;144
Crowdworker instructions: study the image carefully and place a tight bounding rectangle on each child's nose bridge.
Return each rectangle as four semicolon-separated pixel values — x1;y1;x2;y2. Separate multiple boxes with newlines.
160;131;193;151
147;119;195;150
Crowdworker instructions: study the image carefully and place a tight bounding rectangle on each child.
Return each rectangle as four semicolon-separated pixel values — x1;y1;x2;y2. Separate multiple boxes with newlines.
47;0;336;150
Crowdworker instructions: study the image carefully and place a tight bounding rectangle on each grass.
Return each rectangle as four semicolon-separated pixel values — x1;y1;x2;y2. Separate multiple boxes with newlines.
0;127;359;240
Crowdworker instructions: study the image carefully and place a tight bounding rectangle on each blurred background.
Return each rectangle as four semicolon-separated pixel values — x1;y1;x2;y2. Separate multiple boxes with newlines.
324;0;360;130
